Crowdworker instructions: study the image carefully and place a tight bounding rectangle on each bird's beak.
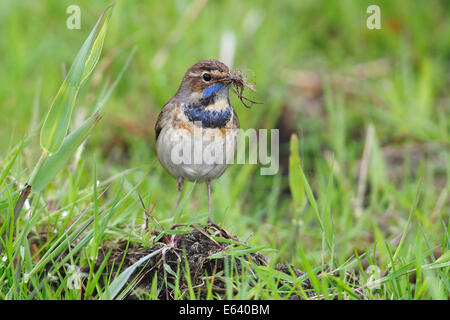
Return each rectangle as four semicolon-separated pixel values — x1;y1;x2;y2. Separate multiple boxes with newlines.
217;73;240;85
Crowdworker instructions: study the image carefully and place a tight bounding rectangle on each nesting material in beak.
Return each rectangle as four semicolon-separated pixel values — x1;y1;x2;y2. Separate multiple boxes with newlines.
228;71;263;109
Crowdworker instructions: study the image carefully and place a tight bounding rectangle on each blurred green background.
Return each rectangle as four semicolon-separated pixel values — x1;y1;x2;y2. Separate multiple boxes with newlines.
0;0;448;272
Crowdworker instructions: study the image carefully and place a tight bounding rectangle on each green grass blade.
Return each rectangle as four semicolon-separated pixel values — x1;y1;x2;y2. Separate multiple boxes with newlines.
391;178;422;263
30;113;101;192
0;140;25;187
39;4;113;154
94;46;137;113
289;133;306;210
101;248;163;300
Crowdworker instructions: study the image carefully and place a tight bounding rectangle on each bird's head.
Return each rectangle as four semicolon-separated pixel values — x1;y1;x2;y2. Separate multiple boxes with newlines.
176;60;239;104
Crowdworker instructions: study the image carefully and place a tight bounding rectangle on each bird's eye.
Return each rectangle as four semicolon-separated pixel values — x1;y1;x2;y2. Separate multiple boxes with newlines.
202;73;211;81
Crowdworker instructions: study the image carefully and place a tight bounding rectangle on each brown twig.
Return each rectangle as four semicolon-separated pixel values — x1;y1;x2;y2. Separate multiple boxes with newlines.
138;193;159;231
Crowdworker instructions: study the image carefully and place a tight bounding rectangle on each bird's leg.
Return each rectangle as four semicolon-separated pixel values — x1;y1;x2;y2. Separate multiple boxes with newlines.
207;180;212;224
175;177;184;212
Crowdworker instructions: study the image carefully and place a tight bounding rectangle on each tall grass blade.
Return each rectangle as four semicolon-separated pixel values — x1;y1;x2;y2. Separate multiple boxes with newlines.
289;133;306;210
30;113;101;192
94;46;137;113
39;4;114;154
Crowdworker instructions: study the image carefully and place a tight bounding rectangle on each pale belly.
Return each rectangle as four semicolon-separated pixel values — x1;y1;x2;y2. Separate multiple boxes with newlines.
156;125;237;182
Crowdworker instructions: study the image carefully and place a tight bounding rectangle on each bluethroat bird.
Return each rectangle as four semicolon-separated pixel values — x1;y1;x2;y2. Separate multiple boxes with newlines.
155;60;246;224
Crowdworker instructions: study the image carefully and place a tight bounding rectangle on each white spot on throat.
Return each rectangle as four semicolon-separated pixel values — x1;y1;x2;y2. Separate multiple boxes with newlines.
205;98;230;112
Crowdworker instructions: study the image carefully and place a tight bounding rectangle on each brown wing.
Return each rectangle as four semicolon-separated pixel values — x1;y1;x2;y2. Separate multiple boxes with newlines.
155;100;177;140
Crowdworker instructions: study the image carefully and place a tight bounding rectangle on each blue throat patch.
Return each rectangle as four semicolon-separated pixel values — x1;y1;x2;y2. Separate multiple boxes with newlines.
183;104;231;128
182;83;231;128
202;83;225;98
